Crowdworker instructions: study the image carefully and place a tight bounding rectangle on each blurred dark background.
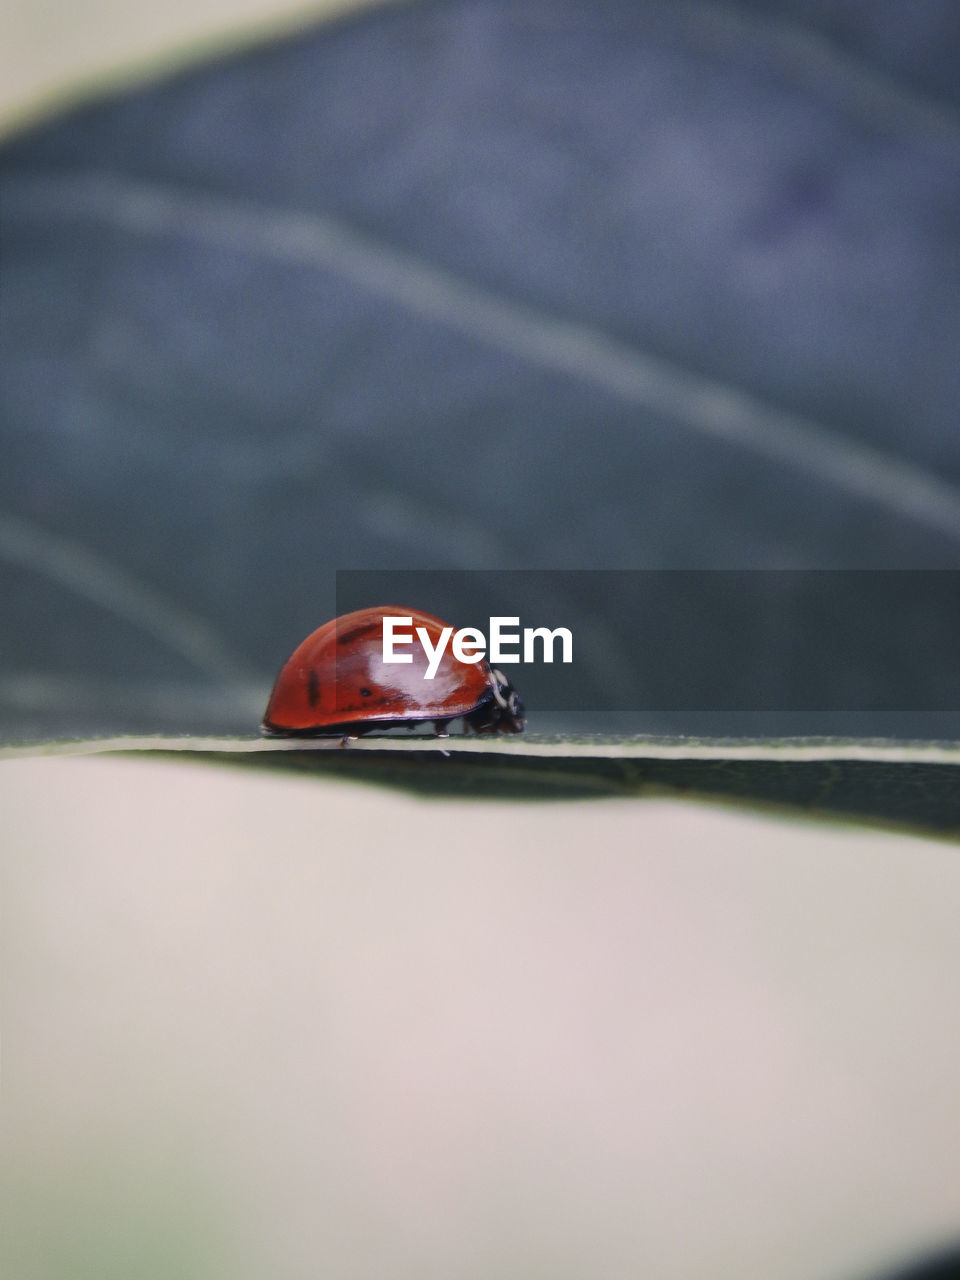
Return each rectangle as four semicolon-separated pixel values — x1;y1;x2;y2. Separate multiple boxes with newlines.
2;0;959;742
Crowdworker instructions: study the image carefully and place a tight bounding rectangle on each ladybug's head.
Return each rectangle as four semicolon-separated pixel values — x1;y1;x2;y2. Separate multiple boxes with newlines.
487;667;525;733
462;666;525;734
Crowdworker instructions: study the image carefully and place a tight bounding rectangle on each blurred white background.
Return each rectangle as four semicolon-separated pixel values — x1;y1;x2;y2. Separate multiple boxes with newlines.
0;0;385;126
3;754;960;1279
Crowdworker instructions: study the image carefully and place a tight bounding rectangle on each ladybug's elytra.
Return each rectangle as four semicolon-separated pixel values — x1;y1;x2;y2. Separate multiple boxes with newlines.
261;605;525;737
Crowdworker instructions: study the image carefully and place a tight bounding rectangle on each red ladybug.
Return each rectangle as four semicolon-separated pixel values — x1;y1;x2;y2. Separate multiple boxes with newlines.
261;605;525;736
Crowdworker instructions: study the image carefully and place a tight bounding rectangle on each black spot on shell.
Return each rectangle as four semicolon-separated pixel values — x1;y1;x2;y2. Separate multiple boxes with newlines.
359;687;372;697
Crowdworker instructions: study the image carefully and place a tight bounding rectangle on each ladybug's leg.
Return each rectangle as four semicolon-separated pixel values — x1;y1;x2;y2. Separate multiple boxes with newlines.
433;719;450;738
339;734;358;748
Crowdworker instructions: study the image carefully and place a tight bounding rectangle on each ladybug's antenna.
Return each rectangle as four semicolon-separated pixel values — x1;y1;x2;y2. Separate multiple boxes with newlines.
489;668;510;709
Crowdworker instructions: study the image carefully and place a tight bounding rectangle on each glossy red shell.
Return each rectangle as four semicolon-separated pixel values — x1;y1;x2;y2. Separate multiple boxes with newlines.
262;605;505;734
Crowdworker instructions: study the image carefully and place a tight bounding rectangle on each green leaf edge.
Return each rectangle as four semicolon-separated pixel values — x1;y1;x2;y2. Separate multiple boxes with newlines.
2;732;960;764
4;735;957;839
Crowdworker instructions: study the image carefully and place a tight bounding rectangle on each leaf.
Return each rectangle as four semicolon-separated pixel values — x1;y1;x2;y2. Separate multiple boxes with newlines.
1;2;959;777
3;733;958;837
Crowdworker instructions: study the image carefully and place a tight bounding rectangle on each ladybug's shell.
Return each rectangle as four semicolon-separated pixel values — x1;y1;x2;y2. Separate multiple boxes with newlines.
262;605;496;733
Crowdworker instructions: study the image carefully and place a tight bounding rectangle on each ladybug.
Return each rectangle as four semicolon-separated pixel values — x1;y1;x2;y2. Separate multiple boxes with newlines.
261;605;525;737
